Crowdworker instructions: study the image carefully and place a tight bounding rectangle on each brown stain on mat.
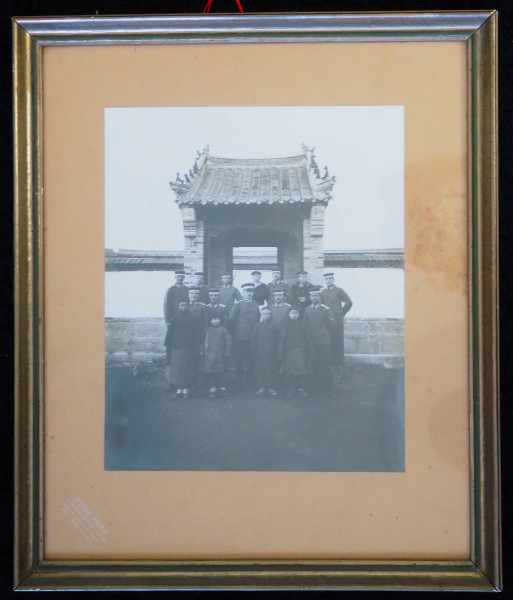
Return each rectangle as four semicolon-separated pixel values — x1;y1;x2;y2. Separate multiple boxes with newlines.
406;158;467;295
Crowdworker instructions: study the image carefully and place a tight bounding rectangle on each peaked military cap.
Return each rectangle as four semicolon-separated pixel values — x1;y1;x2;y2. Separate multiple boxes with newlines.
251;270;262;276
323;272;335;277
208;288;220;293
241;283;255;289
296;270;308;275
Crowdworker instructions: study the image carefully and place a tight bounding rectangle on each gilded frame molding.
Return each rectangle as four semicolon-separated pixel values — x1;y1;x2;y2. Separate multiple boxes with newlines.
13;11;500;591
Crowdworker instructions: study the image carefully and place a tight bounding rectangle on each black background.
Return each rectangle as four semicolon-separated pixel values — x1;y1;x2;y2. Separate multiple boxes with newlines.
1;0;511;598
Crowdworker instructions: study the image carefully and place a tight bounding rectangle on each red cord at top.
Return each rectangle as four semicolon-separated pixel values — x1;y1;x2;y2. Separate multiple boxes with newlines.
203;0;244;13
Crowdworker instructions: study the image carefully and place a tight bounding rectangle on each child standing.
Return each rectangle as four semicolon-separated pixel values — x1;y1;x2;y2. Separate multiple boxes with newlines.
203;316;232;398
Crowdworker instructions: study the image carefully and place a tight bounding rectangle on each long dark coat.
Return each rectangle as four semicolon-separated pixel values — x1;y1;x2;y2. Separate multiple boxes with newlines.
203;325;232;373
163;284;189;323
164;310;196;386
252;320;279;385
188;302;208;345
320;285;352;364
303;304;335;364
279;318;310;376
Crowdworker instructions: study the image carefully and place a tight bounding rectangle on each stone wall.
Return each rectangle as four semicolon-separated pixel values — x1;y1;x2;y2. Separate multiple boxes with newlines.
106;317;404;369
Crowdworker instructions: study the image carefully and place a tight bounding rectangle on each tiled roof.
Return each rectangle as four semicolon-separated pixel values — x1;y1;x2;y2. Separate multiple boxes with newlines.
170;150;335;207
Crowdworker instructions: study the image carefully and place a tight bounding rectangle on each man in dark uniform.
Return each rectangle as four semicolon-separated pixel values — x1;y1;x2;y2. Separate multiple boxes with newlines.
251;270;270;306
206;288;228;324
321;272;353;380
228;282;260;388
304;287;335;395
218;273;241;310
268;269;289;303
163;270;189;324
187;287;208;392
288;270;315;316
193;272;210;304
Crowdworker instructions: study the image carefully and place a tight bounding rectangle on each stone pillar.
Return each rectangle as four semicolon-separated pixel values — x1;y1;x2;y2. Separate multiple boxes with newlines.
180;207;204;276
303;204;326;284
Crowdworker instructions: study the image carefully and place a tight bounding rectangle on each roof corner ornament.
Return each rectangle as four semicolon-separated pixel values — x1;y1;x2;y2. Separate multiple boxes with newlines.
322;165;330;180
310;154;321;179
175;172;184;184
196;144;210;159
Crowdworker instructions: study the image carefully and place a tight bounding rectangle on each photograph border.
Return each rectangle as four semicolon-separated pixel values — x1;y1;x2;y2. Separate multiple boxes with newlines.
13;11;500;591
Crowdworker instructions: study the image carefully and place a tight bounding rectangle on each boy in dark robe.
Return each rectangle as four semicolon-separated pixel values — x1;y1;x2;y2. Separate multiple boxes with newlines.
279;306;310;398
203;316;232;398
252;306;279;397
164;301;196;399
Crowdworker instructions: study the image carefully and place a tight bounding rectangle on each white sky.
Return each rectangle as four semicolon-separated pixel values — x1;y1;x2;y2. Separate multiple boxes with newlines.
105;106;404;251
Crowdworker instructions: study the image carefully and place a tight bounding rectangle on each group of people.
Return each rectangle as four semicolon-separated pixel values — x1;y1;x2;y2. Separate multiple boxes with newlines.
163;269;353;399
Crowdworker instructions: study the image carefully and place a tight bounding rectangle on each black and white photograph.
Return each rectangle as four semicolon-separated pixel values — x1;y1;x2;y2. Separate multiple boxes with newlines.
105;106;404;471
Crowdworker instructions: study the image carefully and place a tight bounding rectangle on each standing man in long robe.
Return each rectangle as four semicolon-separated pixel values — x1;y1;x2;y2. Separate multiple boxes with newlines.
252;306;279;397
320;272;353;380
203;316;232;398
228;282;260;389
279;306;310;398
218;273;241;310
188;287;208;392
303;287;335;396
163;270;189;324
164;301;196;399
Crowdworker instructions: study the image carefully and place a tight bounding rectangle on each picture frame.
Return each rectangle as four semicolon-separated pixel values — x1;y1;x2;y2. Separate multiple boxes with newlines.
13;11;500;591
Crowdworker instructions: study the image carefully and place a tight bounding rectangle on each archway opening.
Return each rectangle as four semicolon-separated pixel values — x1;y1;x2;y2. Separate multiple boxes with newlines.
232;246;279;288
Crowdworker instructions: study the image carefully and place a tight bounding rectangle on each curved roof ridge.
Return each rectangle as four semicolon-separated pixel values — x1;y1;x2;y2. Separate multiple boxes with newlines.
170;146;335;207
206;154;307;166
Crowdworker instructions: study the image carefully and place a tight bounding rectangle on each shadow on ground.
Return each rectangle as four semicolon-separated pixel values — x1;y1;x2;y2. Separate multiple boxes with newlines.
105;363;404;472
